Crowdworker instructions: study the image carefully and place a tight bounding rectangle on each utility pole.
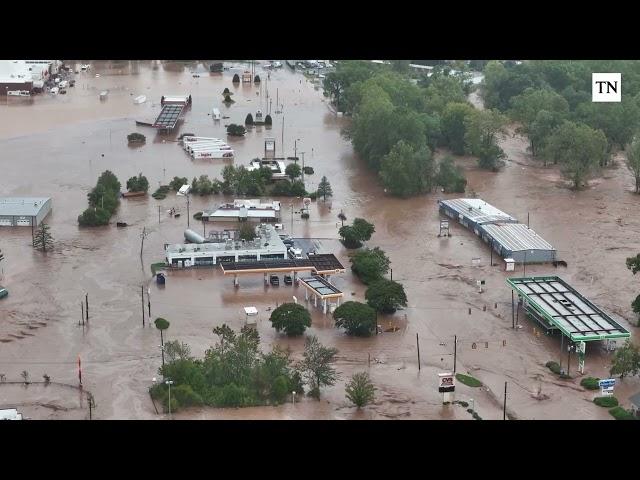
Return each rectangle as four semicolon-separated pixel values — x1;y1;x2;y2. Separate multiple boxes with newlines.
416;333;421;371
453;335;457;373
503;382;508;420
301;152;306;184
85;293;89;323
80;301;84;327
527;212;530;228
186;194;190;228
141;285;145;327
158;206;161;224
390;268;393;281
511;290;515;329
140;226;148;259
148;287;151;318
281;115;285;157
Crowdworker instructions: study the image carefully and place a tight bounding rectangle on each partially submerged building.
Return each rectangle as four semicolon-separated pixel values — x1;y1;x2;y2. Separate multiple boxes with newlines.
0;197;52;227
202;199;281;223
438;198;556;264
165;224;287;267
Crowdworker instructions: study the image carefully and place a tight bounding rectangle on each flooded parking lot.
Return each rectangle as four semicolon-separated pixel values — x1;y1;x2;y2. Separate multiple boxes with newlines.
0;61;638;419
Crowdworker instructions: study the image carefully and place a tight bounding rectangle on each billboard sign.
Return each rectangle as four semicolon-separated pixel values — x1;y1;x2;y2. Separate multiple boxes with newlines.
438;372;455;393
599;378;616;396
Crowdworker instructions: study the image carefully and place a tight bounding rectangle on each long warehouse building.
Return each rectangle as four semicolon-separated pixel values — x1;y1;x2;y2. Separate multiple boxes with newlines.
438;198;556;264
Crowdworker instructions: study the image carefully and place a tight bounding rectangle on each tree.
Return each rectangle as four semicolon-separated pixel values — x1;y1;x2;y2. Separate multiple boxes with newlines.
127;132;146;143
464;109;508;171
264;114;272;125
542;121;608;189
32;223;54;252
232;73;240;83
529;110;564;162
269;303;312;336
212;324;237;356
227;124;246;136
224;94;234;103
297;335;338;398
350;247;390;284
163;340;192;362
626;136;640;193
627;254;640;275
365;279;408;313
289;180;307;197
631;295;640;324
238;222;256;241
380;140;435;197
245;113;254;125
441;102;475;155
333;301;377;337
169;176;189;192
436;155;467;193
317;176;333;201
154;318;170;349
285;163;302;180
339;225;361;249
223;88;230;95
254;74;261;83
345;372;375;408
609;340;640;379
352;218;375;242
126;173;149;193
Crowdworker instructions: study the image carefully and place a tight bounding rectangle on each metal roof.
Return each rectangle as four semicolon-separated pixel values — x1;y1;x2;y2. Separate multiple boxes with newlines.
0;197;50;216
481;223;555;253
153;104;184;129
439;198;517;225
506;276;630;342
299;275;343;297
220;254;345;274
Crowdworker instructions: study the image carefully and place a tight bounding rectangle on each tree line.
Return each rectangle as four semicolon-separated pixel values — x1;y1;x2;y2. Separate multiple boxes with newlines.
481;60;640;190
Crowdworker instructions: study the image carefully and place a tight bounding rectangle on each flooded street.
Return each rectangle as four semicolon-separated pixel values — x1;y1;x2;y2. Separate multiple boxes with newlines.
0;61;638;420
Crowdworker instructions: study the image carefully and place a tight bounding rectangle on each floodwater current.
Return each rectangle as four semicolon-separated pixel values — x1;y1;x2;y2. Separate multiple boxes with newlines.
0;61;638;419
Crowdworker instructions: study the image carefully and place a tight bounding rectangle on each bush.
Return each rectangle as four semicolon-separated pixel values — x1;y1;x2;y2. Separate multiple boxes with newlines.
271;376;289;404
269;303;312;336
303;166;314;175
456;401;469;408
455;373;482;387
169;176;189;192
308;192;317;200
127;132;146;143
254;74;261;83
345;372;375;408
264;114;272;125
333;301;376;337
232;73;240;83
285;163;302;180
193;211;203;221
126;173;149;193
78;207;112;226
173;384;204;407
227;124;246;136
609;406;636;420
301;212;309;219
580;377;600;390
546;361;562;375
215;383;252;407
594;396;619;408
365;279;408;313
223;87;230;94
245;113;254;125
152;185;170;199
224;94;234;103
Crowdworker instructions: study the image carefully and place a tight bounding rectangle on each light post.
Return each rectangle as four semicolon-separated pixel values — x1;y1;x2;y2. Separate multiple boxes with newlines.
159;344;165;371
165;379;174;420
300;152;306;184
292;391;296;406
186;193;190;228
294;138;301;162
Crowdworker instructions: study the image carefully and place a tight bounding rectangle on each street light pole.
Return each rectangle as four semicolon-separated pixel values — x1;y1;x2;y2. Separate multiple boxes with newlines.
166;379;174;420
300;152;306;184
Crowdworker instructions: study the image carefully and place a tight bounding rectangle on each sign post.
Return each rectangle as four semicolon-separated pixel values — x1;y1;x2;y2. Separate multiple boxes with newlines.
598;378;616;396
438;372;455;404
577;341;586;374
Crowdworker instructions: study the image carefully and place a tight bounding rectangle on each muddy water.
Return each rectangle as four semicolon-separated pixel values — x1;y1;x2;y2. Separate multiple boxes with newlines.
0;61;638;420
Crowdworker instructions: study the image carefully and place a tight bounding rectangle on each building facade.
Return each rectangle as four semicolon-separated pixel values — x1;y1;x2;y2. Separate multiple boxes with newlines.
0;197;52;227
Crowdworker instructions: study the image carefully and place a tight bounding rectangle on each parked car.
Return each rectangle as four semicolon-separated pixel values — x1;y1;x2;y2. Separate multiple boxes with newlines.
269;274;280;286
288;247;303;260
283;274;293;285
0;287;8;300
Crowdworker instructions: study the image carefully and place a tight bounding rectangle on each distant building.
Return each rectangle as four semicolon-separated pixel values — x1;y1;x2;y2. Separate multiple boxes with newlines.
0;409;23;420
0;197;52;227
202;199;281;223
0;60;58;95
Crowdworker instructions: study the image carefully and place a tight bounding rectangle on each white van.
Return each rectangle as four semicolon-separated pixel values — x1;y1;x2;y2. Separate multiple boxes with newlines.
212;108;221;120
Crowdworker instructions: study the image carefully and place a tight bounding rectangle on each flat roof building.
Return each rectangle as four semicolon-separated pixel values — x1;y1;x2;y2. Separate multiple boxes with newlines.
0;197;52;227
202;199;281;223
165;223;287;267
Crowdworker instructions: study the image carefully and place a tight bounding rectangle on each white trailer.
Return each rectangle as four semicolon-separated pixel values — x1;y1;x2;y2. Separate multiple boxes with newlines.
182;136;223;143
187;144;232;155
192;150;234;159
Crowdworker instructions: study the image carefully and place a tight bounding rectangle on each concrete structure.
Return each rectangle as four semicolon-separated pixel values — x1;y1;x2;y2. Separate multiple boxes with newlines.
165;224;287;267
299;275;343;314
0;197;52;227
247;159;287;180
0;60;58;94
438;198;555;264
202;199;281;223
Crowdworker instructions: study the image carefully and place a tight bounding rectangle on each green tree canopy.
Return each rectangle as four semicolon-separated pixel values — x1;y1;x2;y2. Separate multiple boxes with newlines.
609;340;640;379
625;136;640;193
345;372;375;408
436;155;467;193
285;163;302;180
542;120;608;189
269;303;312;336
296;335;338;398
238;223;256;241
380;140;435;197
317;176;333;201
350;247;390;285
333;301;377;337
365;279;408;313
126;173;149;193
441;102;475;155
464;109;508;170
32;223;54;252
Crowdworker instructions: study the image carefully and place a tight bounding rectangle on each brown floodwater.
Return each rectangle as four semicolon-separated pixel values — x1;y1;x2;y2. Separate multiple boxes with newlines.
0;61;638;420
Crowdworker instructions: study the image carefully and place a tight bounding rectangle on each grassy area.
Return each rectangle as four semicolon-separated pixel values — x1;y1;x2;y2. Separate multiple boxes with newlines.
580;377;601;390
455;373;482;388
609;406;636;420
593;396;619;408
151;262;166;276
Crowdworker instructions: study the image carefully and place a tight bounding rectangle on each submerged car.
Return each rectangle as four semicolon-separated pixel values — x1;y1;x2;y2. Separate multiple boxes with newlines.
283;274;293;285
269;274;279;286
0;287;8;300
